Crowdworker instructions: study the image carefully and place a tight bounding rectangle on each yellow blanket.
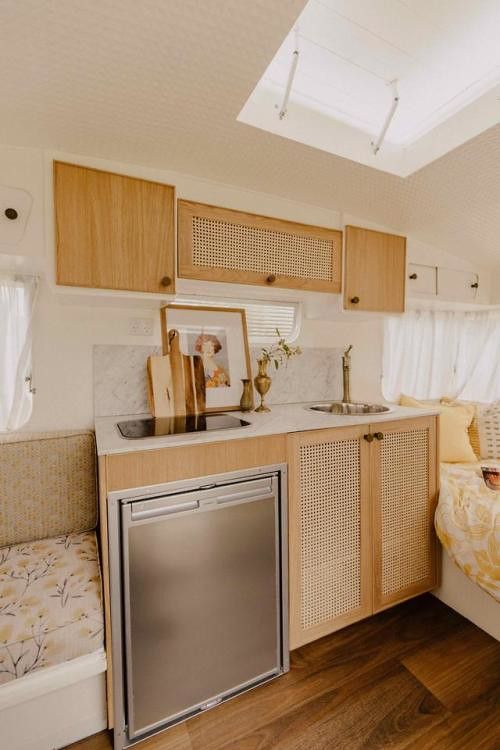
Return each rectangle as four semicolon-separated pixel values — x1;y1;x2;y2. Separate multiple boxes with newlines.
436;463;500;601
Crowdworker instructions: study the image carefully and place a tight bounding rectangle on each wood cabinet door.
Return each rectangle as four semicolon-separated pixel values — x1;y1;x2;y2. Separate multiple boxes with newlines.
344;225;406;312
55;162;175;293
371;416;439;612
287;427;372;649
178;200;342;293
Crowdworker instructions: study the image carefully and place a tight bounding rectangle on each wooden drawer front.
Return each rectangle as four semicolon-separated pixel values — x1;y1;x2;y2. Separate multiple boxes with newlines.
105;434;286;492
55;162;175;293
373;417;438;611
178;200;342;292
288;428;371;649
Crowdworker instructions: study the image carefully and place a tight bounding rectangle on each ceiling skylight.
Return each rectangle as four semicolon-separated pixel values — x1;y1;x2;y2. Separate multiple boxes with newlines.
238;0;500;176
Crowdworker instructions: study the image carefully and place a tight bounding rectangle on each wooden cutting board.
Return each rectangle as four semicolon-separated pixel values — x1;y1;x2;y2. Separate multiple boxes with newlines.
147;329;206;417
146;353;174;418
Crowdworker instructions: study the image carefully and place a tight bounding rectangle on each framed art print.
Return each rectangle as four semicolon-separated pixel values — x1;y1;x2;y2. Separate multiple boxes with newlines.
160;304;252;412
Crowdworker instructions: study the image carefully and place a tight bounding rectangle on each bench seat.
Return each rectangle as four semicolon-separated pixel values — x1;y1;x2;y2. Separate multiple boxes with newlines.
0;530;103;685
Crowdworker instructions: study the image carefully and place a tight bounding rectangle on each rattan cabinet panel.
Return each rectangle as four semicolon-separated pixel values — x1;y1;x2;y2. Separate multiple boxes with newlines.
287;427;372;649
287;416;439;649
372;417;439;611
178;200;342;293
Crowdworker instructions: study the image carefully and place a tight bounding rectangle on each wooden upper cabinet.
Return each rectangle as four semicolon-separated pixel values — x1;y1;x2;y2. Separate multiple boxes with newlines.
344;225;406;312
177;200;342;293
54;162;175;293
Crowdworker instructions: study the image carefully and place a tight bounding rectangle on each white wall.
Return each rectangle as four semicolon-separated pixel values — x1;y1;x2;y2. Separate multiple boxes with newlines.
0;144;492;431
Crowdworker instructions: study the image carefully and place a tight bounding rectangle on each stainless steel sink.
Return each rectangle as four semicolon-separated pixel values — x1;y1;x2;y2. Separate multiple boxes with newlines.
308;401;391;415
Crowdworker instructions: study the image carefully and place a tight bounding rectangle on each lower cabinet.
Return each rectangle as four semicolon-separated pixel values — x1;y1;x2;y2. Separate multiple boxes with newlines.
287;416;439;649
372;417;439;611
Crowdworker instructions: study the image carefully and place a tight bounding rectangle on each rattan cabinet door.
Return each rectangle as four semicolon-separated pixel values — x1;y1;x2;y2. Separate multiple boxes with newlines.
178;200;342;293
372;417;439;612
287;427;372;649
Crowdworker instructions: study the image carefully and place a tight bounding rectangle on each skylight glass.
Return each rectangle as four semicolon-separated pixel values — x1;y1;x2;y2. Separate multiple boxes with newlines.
238;0;500;176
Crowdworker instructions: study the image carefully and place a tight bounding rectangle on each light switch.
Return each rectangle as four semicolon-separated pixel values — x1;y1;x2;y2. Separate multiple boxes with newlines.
128;318;154;336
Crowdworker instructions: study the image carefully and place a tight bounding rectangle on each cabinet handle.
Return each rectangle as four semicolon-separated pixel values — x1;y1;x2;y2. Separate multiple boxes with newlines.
160;276;172;288
470;282;479;289
350;296;360;304
4;207;18;220
363;433;374;442
409;273;418;280
266;274;277;284
374;432;384;440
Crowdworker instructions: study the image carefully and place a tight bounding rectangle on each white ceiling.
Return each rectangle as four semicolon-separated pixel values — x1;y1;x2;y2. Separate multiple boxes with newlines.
239;0;500;174
0;0;499;270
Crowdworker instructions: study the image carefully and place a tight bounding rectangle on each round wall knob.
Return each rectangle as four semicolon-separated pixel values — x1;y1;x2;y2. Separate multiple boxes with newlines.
266;274;277;284
350;296;360;304
409;273;418;280
363;433;374;442
470;282;479;289
4;207;18;220
160;276;172;287
374;432;384;440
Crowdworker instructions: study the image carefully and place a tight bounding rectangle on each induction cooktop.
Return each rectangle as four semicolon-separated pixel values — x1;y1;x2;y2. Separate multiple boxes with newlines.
117;413;251;439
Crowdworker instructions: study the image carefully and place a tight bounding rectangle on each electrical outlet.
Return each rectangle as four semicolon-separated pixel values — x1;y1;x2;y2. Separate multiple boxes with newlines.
128;318;154;336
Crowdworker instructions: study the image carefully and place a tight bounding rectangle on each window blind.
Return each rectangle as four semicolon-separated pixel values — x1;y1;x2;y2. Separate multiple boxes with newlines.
173;296;301;343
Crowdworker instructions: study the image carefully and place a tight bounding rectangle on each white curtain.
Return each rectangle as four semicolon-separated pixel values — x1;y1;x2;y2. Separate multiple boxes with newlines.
0;273;39;432
382;309;500;403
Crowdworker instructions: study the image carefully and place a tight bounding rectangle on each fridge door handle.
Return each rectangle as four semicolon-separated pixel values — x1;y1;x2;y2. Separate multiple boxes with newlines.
215;489;275;505
131;499;199;521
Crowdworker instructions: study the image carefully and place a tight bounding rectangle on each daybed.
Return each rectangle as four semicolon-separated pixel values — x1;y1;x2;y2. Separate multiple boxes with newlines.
433;400;500;641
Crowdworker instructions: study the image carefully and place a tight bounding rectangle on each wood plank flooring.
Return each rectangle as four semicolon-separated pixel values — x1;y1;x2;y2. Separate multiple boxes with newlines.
66;595;500;750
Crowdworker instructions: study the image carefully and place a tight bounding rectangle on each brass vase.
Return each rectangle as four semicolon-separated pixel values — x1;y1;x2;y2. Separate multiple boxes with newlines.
239;378;254;412
254;358;272;413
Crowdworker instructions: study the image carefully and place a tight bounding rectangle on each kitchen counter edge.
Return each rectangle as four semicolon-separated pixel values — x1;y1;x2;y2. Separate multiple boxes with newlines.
95;403;441;456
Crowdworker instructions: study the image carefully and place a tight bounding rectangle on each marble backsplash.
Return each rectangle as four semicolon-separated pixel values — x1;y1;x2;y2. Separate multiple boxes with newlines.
93;344;343;417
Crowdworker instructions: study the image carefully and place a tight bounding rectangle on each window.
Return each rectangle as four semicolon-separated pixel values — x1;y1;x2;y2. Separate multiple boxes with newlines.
173;296;301;343
382;309;500;403
0;273;38;432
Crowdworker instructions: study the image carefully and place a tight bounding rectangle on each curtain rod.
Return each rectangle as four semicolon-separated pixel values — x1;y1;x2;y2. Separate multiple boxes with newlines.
0;270;39;281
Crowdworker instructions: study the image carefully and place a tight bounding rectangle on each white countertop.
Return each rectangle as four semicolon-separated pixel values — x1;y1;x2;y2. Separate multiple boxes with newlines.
94;402;440;456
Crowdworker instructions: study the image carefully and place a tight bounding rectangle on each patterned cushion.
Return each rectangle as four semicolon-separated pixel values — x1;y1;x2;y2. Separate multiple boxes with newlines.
0;431;97;548
436;463;500;601
441;399;499;460
0;531;103;684
476;401;500;460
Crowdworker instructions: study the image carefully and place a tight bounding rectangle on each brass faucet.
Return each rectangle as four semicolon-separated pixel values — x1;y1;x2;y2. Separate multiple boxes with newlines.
342;345;353;403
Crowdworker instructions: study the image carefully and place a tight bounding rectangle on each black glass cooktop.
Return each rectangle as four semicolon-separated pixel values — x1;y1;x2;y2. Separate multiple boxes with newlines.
117;414;251;439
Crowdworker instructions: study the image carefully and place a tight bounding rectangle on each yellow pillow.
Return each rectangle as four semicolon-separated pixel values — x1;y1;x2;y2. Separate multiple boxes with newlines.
399;394;477;463
441;398;480;459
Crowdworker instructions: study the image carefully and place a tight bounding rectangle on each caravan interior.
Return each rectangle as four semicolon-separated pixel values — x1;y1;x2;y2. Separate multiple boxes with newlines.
0;2;499;749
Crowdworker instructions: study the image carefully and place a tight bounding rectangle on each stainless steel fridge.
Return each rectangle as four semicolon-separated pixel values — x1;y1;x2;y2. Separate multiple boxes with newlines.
107;465;288;748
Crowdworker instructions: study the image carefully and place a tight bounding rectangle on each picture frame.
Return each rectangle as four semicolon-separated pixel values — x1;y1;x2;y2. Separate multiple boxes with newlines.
160;304;252;412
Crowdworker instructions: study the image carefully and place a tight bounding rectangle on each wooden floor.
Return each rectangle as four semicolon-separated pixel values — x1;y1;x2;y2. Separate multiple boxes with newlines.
67;595;500;750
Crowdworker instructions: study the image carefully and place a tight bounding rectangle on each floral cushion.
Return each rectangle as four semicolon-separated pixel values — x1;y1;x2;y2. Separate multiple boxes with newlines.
0;531;103;684
436;463;500;601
